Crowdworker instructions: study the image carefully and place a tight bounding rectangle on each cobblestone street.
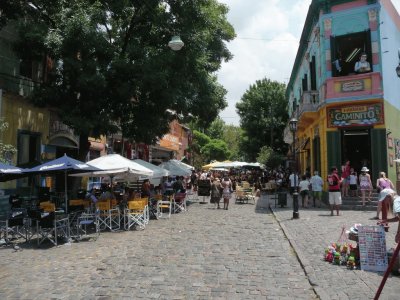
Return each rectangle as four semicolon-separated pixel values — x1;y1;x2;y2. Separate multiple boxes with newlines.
0;196;316;300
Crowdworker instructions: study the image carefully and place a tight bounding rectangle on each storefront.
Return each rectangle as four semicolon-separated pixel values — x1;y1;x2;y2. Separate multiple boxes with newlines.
325;101;387;184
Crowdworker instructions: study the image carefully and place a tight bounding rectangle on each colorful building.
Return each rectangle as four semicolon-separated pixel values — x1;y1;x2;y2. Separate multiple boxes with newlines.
285;0;400;190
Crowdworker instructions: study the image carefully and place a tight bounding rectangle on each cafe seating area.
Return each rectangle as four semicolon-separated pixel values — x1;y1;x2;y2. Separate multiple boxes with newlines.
0;190;189;248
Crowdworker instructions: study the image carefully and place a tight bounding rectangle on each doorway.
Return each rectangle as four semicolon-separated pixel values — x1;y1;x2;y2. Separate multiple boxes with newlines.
342;128;371;174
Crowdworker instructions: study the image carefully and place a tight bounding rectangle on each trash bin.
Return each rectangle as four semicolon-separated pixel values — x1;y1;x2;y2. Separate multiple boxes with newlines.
277;192;287;208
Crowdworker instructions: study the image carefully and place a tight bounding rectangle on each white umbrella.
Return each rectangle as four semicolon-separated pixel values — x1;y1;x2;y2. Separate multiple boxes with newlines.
170;159;195;170
134;159;169;185
159;161;191;177
71;154;153;180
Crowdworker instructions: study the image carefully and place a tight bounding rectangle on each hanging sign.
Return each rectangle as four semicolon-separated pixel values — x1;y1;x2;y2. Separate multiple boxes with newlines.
327;103;384;127
340;80;364;92
358;225;388;272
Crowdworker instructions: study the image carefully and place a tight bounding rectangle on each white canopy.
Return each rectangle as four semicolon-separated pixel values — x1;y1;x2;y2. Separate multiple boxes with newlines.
170;159;195;171
71;154;153;180
159;160;192;176
134;159;169;184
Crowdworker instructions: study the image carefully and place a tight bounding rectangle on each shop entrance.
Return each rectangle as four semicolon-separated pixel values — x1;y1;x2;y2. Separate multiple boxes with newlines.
341;128;371;174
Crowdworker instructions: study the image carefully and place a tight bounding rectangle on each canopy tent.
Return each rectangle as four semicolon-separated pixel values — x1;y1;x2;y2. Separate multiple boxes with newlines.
202;161;221;170
170;159;194;171
159;160;191;177
210;167;230;172
240;162;265;169
72;154;153;181
134;159;169;185
25;154;101;213
0;162;27;182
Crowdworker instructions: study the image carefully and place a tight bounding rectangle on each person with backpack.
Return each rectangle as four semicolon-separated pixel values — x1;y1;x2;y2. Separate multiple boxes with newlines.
328;166;342;216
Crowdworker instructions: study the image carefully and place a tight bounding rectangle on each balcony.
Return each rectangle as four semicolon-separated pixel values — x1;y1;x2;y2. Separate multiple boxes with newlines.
325;72;382;101
299;90;320;115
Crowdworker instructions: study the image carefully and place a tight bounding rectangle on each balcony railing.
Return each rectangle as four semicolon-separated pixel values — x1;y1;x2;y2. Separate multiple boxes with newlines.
299;90;319;115
325;72;382;100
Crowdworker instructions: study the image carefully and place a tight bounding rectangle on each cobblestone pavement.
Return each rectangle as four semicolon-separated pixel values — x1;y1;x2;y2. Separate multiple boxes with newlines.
0;196;317;300
269;193;400;300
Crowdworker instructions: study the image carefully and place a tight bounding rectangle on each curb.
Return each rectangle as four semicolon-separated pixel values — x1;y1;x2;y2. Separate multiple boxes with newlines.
270;206;329;300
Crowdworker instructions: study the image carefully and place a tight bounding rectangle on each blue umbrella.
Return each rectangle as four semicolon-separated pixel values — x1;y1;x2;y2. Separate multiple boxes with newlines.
25;154;101;213
0;162;27;182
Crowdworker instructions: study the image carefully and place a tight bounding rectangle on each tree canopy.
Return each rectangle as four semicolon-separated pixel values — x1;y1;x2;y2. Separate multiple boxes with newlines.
1;0;235;157
236;78;288;161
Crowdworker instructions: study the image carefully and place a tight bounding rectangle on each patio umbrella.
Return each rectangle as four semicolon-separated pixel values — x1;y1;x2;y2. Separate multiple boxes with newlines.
134;159;169;185
0;162;27;182
25;154;101;213
202;161;221;170
159;160;192;176
170;159;194;171
71;154;153;181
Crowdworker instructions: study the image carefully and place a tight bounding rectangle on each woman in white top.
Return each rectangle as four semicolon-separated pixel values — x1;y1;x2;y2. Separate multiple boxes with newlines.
221;176;232;210
298;175;310;208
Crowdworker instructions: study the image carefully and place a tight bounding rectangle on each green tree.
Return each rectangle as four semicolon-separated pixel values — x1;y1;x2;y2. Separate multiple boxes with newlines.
201;139;231;162
206;116;224;140
0;120;17;163
257;146;284;169
3;0;235;160
236;78;288;161
190;130;210;168
222;124;243;160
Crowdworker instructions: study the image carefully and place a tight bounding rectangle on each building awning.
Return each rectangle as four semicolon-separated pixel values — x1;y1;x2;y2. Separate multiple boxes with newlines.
48;135;78;149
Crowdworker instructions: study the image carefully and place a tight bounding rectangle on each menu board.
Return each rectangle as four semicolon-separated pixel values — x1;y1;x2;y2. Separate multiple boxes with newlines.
358;225;388;272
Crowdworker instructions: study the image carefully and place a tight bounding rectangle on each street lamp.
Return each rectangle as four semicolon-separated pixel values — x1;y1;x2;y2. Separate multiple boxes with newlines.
289;117;299;219
168;35;184;51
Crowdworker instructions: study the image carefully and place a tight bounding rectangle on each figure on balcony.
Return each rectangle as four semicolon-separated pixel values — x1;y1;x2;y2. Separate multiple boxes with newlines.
354;53;371;74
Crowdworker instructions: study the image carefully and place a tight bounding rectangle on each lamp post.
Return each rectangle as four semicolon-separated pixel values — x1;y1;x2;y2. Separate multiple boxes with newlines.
168;35;185;51
289;117;299;219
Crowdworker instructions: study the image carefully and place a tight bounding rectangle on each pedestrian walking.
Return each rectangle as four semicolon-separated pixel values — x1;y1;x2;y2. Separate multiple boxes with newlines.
341;160;351;197
310;171;323;207
289;171;299;195
299;175;310;208
327;166;342;216
221;175;232;210
349;169;358;197
359;166;372;206
210;178;222;209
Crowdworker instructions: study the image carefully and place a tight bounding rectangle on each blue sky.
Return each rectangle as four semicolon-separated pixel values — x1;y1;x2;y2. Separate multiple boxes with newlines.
217;0;400;126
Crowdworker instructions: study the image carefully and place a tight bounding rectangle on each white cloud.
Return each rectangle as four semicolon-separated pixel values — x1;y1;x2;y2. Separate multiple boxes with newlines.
217;0;310;125
217;0;400;126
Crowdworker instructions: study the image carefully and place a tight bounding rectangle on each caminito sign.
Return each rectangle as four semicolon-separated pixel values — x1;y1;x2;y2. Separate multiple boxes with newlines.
327;103;384;127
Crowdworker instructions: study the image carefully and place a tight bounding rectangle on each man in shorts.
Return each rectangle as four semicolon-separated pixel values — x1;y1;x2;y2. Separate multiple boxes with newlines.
327;166;342;216
310;171;323;207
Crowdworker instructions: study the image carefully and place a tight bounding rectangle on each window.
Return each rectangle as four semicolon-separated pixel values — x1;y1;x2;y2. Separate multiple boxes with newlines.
310;56;317;90
19;59;33;79
302;74;308;92
330;30;372;77
17;130;41;166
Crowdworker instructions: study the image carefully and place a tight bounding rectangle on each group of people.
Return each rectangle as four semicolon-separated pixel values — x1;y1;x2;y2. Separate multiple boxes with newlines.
288;171;324;209
210;176;233;210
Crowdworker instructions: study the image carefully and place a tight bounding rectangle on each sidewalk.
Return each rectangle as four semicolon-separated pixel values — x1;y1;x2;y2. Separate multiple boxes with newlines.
267;192;399;300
